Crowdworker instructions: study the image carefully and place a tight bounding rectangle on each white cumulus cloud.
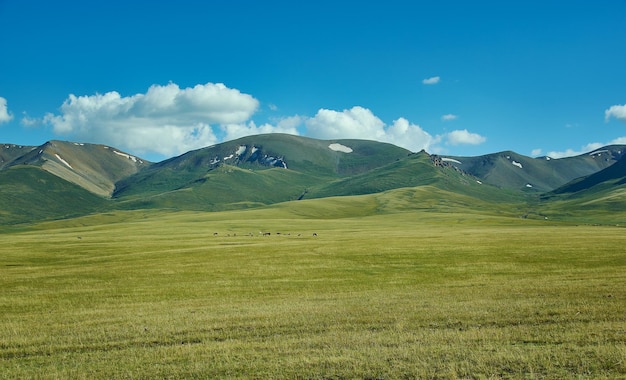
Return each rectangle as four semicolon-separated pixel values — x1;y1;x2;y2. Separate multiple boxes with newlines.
306;106;385;140
43;82;259;157
605;104;626;122
422;76;440;85
385;118;438;152
221;116;302;142
444;129;486;146
304;106;438;152
38;83;488;159
0;97;13;124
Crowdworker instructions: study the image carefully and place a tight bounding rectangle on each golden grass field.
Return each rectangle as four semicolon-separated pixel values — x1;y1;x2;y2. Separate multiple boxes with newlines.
1;204;625;379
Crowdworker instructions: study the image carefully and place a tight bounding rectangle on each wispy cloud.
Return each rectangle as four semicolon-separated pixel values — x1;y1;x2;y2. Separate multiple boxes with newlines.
441;114;457;121
422;76;440;85
531;148;542;156
605;104;626;122
20;112;40;127
0;97;13;124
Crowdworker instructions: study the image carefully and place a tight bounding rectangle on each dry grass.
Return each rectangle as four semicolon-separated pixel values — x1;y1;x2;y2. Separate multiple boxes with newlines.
1;209;624;379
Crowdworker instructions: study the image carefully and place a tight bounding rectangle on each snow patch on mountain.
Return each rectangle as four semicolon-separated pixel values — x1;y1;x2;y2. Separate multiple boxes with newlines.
113;150;138;162
589;150;608;156
235;145;247;156
328;143;353;153
55;154;73;169
512;160;523;168
442;157;462;164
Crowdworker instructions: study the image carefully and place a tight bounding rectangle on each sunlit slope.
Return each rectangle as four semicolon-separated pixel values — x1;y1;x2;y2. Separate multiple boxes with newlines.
113;134;410;199
115;164;322;211
6;140;150;197
114;147;527;213
0;166;107;225
447;146;625;192
2;135;625;225
306;151;526;204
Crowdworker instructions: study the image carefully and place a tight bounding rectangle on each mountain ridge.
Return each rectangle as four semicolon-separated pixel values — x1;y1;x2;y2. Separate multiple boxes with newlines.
2;140;150;197
1;134;625;225
445;146;624;192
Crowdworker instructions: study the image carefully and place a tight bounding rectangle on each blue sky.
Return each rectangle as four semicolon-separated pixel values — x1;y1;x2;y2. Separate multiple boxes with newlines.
1;0;625;162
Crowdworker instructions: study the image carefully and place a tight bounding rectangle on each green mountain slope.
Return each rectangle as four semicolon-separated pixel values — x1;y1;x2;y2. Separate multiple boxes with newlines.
0;166;108;225
534;155;626;222
113;134;411;200
550;154;626;196
116;164;322;211
307;152;506;198
1;135;625;225
445;146;624;192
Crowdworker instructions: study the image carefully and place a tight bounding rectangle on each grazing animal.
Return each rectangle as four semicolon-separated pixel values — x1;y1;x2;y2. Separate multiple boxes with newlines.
313;233;318;237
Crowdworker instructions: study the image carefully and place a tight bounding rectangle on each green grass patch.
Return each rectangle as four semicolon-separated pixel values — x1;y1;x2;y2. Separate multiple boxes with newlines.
0;209;624;378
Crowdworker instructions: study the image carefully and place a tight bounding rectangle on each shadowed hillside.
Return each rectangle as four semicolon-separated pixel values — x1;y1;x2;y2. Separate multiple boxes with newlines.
445;146;624;192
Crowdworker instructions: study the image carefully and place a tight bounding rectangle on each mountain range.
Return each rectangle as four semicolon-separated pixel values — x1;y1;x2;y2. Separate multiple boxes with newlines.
1;134;625;225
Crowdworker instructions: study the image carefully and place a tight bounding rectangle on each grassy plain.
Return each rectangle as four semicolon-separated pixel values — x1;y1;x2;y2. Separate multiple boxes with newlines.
1;203;625;379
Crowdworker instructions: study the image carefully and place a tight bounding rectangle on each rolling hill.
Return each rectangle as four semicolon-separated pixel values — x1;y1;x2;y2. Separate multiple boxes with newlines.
1;134;625;225
0;165;107;225
111;134;413;209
